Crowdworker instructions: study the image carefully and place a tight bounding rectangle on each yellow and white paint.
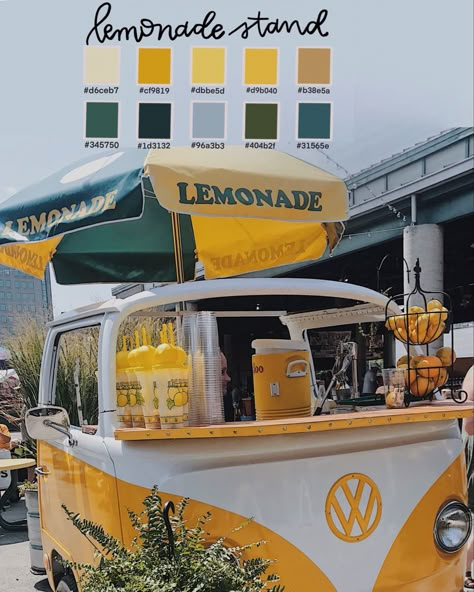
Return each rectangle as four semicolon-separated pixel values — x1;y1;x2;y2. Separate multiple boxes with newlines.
34;278;472;591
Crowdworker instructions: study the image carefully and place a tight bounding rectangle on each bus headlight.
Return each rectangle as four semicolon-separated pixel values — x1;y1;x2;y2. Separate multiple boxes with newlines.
434;501;472;553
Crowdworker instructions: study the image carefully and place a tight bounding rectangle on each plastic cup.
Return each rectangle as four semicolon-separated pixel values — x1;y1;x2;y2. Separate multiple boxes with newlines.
382;368;406;409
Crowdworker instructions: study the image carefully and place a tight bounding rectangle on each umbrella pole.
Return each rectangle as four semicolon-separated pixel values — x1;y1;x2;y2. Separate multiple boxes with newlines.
171;211;185;341
171;211;185;285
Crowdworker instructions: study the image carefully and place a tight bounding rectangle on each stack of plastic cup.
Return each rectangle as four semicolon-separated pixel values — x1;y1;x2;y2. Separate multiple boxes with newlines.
133;327;161;429
126;330;146;428
182;314;200;427
116;336;132;428
190;312;224;426
152;323;189;429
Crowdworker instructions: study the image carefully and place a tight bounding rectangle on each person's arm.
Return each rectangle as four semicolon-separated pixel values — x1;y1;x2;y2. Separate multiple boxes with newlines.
0;426;11;447
462;366;474;436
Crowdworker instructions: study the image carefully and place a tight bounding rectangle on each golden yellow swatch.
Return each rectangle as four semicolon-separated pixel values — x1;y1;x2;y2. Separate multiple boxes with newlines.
138;48;171;85
191;47;225;84
244;48;278;85
83;46;120;85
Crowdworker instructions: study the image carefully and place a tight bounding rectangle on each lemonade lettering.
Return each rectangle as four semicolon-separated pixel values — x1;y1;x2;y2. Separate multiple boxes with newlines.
0;190;118;240
177;182;323;212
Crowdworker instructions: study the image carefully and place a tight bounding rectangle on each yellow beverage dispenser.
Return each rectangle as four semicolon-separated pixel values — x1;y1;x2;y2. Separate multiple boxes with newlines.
116;336;132;428
133;327;160;429
126;330;146;428
251;339;311;421
152;323;189;429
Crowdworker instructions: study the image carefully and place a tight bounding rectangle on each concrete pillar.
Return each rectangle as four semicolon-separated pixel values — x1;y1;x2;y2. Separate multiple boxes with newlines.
403;224;444;353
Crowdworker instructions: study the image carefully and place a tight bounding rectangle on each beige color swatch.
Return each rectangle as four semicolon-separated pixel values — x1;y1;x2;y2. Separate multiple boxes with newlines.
83;46;120;85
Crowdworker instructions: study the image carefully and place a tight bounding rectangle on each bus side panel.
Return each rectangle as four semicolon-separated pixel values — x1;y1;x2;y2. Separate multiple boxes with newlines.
374;452;467;592
115;477;337;591
38;438;122;574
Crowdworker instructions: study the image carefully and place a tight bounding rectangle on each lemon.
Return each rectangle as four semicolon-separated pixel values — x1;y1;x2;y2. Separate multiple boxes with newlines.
117;394;128;407
435;346;456;367
129;393;137;407
408;305;425;314
173;391;188;407
396;355;410;367
427;299;443;311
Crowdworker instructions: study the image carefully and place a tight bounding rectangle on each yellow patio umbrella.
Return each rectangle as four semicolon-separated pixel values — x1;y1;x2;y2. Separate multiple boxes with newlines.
144;146;348;281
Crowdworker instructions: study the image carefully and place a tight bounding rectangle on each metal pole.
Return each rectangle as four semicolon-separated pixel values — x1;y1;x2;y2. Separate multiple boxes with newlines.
411;194;417;225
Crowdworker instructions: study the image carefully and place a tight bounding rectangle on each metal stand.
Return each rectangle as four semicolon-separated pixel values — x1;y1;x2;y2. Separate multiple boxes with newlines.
384;259;467;407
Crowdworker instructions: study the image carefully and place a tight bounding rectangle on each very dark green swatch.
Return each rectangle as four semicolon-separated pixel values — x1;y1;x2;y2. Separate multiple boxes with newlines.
85;102;119;138
138;103;172;139
298;103;331;139
245;103;278;140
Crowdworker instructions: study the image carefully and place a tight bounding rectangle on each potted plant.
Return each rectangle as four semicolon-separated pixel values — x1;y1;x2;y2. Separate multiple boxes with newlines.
62;487;284;592
19;480;45;575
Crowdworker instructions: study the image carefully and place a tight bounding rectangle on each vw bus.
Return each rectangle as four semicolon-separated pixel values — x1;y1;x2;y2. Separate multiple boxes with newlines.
25;277;473;591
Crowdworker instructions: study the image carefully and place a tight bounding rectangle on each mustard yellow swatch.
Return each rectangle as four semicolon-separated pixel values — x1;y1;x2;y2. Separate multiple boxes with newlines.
192;47;225;84
83;46;120;85
244;48;278;85
138;48;171;85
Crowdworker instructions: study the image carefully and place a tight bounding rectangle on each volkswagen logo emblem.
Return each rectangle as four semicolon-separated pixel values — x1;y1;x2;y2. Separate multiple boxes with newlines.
326;473;382;542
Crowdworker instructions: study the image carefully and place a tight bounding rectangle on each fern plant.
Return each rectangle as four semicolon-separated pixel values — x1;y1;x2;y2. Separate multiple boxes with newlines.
64;487;284;592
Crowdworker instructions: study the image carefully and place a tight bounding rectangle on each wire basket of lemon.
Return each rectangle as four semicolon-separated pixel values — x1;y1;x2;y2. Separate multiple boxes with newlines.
384;258;468;407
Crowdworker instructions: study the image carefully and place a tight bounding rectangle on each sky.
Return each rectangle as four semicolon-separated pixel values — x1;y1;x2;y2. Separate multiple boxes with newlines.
0;0;473;316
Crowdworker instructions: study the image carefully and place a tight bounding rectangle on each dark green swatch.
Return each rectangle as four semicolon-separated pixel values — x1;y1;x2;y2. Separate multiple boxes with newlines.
298;103;331;139
244;103;278;140
85;102;119;138
138;103;172;139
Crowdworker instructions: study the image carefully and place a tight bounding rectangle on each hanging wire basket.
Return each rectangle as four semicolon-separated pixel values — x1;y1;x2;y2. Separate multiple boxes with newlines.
384;258;468;407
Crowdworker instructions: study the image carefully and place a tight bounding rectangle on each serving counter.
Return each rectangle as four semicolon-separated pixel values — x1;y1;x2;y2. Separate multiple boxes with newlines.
114;400;473;441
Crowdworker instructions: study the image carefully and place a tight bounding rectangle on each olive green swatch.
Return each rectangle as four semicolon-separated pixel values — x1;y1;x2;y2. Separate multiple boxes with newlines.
244;103;278;140
85;102;119;138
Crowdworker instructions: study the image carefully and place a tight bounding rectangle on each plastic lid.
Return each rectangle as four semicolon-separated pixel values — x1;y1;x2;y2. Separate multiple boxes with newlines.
252;339;307;352
116;336;129;370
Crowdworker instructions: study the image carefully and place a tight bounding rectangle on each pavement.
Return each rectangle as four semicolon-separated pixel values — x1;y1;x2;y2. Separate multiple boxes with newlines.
0;501;51;592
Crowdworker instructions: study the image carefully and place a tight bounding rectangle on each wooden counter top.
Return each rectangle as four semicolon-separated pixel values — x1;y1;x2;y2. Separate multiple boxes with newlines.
114;401;473;441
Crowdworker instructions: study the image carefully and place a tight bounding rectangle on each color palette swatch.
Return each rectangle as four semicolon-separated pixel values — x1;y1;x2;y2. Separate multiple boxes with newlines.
83;46;120;85
138;103;172;139
192;102;226;139
297;48;331;85
244;48;278;85
83;46;334;145
192;47;226;84
85;102;119;138
137;48;171;85
244;103;278;140
297;103;332;139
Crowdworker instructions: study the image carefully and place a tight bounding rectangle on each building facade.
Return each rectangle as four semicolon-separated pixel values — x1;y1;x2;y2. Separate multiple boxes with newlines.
0;264;53;340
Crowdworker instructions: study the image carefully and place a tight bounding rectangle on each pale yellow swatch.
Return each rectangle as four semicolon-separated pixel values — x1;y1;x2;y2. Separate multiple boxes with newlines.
192;47;225;84
244;48;278;85
83;46;120;85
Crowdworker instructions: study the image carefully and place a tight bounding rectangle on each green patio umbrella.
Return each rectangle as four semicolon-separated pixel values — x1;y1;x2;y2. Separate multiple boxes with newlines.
0;151;196;283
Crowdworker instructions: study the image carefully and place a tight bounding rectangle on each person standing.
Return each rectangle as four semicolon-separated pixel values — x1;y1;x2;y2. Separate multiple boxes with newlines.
462;365;474;590
0;423;11;451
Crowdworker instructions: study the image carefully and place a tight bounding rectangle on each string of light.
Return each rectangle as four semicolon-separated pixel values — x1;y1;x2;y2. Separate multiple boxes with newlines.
316;148;408;223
